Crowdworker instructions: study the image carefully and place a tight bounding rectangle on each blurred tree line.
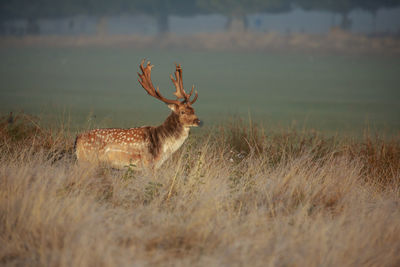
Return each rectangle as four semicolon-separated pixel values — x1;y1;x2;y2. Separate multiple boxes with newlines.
0;0;399;35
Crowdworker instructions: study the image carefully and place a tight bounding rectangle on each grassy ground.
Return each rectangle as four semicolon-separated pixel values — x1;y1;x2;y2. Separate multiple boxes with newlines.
1;114;399;266
1;47;399;135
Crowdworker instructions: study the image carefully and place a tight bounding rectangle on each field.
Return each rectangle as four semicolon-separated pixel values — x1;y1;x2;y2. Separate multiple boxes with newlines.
0;114;399;266
0;47;399;135
0;46;400;266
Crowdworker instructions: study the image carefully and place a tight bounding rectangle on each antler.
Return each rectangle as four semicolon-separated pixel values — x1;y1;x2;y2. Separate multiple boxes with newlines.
138;60;198;106
170;63;198;105
138;60;180;105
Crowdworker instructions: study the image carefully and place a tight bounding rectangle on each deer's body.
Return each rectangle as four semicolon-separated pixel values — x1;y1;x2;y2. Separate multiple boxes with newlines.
75;60;200;170
76;112;190;169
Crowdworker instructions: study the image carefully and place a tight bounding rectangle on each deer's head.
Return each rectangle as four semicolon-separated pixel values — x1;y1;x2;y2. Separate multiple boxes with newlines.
138;60;201;128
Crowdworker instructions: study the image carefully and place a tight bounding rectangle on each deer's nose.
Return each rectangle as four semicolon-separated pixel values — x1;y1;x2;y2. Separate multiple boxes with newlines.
194;118;203;127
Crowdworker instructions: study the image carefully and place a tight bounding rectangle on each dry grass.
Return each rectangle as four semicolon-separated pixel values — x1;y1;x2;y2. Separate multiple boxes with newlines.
1;114;400;266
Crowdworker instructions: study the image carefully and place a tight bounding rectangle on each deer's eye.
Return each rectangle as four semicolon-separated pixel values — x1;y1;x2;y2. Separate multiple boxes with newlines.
180;111;185;115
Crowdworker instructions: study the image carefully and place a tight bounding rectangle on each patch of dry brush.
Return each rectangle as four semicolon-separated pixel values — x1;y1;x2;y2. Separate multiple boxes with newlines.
1;115;399;266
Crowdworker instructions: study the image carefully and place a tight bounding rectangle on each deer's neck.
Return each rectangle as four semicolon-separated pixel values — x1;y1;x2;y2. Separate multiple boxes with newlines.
148;112;189;163
158;112;186;139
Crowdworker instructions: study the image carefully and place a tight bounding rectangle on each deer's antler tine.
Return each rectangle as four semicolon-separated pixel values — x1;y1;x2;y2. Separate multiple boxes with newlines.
171;63;193;101
177;64;184;95
188;85;194;98
171;73;186;100
156;86;163;98
190;90;198;105
171;74;183;99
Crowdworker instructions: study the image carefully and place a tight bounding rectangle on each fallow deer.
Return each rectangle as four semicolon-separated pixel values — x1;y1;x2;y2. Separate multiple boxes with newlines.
75;60;201;170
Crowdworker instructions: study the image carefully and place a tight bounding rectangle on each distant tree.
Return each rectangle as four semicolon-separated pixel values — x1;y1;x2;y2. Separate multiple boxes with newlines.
0;0;139;35
354;0;400;33
296;0;357;30
0;0;77;34
0;0;86;34
134;0;198;35
0;0;198;35
0;0;92;21
74;0;139;35
196;0;292;31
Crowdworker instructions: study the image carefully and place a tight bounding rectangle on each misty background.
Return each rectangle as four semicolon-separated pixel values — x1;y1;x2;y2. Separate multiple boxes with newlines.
0;0;400;135
1;0;400;35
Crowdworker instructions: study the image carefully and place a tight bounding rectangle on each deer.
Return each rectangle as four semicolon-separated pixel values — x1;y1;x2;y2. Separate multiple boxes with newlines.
75;60;201;170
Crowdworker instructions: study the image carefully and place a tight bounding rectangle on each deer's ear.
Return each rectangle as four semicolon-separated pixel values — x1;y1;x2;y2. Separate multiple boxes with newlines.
167;104;178;112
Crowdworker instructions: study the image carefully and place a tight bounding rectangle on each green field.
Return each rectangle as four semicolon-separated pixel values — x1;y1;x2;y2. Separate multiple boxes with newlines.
0;47;399;135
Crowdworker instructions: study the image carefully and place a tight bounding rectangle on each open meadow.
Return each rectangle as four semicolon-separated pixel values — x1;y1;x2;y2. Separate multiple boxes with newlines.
0;46;400;266
0;47;399;134
0;114;399;266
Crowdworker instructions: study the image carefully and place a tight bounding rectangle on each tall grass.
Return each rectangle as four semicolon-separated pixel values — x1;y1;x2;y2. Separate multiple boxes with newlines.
1;114;399;266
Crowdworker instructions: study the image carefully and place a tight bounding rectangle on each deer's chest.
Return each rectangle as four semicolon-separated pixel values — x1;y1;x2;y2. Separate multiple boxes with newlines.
157;128;189;166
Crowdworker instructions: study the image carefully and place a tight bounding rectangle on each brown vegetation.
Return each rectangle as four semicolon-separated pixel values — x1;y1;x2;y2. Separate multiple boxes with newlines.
1;29;400;54
1;114;400;266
